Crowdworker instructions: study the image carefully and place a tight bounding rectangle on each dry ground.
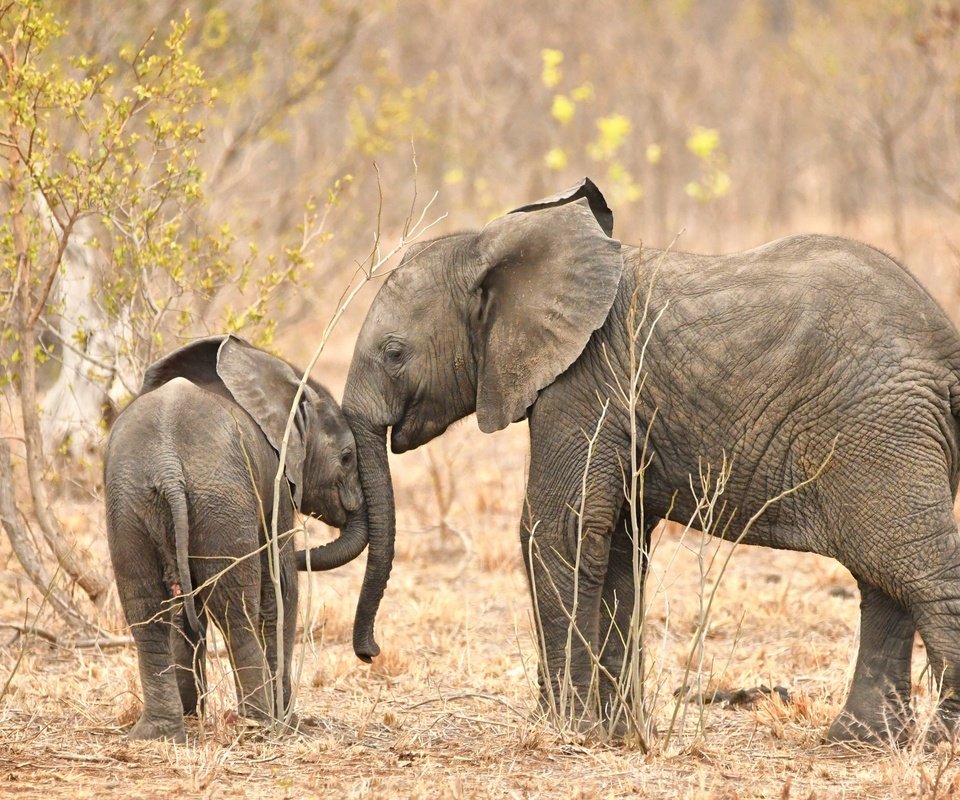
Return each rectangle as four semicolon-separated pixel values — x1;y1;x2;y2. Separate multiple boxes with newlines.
3;416;960;799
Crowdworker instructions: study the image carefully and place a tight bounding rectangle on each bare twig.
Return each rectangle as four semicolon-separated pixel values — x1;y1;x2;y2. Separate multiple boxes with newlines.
0;622;133;649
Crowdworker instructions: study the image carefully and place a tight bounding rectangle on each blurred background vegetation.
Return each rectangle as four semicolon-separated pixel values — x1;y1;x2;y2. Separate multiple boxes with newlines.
1;0;959;627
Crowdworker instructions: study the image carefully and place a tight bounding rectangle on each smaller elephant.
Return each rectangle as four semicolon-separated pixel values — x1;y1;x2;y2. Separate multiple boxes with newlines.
105;335;365;742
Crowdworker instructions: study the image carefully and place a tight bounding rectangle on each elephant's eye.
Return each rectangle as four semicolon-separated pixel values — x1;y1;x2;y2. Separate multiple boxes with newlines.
382;343;404;372
340;448;354;469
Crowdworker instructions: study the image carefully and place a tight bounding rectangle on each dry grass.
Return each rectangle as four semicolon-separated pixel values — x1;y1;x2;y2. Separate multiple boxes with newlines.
3;416;960;798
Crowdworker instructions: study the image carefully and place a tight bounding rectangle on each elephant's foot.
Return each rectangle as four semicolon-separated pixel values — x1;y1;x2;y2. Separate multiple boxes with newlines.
223;707;299;738
127;714;186;743
178;688;203;718
825;671;913;747
600;702;656;744
598;688;641;742
825;702;912;747
534;696;626;742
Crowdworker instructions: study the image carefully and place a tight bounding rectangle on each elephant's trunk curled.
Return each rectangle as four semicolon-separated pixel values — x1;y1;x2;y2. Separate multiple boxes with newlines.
295;506;368;571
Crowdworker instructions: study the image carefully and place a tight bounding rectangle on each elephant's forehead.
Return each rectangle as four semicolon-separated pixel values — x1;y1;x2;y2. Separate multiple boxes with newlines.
371;278;443;327
384;235;472;292
366;235;473;334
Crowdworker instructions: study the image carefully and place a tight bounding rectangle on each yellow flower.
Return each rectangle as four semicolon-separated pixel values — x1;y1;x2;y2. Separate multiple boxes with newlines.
550;94;575;125
202;8;229;49
541;49;564;88
444;168;464;185
685;181;705;201
590;114;632;159
571;83;594;102
710;171;731;198
544;147;568;171
686;127;719;160
645;143;662;165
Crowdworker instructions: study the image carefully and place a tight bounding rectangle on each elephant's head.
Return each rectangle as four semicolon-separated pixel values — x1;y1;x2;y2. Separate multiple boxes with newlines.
328;178;624;661
141;335;365;568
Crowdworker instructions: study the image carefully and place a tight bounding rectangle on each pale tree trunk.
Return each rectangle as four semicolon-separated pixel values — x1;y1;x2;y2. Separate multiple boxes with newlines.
5;94;110;611
35;206;134;457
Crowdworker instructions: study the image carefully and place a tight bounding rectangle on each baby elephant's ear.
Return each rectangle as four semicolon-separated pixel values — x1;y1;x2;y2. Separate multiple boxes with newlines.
216;336;306;507
140;335;228;394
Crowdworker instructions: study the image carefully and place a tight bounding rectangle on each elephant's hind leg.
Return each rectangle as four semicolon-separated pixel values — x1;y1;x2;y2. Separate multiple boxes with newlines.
826;581;914;745
109;520;186;742
171;607;208;718
123;598;186;742
206;582;273;724
192;517;274;726
896;519;960;742
839;488;960;745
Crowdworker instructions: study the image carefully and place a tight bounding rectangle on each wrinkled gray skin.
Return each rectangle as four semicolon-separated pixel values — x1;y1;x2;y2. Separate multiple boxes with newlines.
105;335;364;742
300;178;960;746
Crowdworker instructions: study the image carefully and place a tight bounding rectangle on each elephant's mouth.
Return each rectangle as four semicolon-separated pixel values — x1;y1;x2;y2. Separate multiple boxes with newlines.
390;423;413;453
321;504;349;529
390;416;450;454
310;487;351;529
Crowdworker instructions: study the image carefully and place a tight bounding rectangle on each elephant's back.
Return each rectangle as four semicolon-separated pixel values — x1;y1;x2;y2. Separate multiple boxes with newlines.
109;378;251;454
628;235;960;375
105;378;270;508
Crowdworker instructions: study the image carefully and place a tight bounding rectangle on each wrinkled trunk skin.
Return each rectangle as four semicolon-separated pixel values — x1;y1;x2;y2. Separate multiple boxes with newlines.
295;505;369;571
346;415;394;661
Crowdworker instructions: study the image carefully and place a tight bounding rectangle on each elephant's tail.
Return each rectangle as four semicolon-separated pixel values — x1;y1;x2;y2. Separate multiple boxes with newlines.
164;482;200;633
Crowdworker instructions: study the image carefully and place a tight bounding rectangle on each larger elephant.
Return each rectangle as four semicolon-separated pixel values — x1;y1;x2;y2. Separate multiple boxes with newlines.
300;179;960;745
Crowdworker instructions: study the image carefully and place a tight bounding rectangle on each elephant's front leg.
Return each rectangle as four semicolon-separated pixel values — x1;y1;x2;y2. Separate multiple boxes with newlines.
523;411;627;733
598;512;654;735
523;520;607;727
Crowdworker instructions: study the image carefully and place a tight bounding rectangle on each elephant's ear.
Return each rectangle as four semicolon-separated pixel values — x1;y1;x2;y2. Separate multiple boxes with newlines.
216;336;307;507
508;177;614;237
140;335;228;394
471;192;623;433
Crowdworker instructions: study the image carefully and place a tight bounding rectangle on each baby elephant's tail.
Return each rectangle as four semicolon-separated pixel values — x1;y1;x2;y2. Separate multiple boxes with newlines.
164;483;200;633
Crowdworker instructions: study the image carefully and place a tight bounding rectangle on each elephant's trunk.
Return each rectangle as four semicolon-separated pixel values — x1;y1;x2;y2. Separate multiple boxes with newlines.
295;505;368;570
346;412;394;663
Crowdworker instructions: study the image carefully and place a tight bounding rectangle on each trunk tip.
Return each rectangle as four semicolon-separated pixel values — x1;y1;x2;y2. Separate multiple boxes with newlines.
354;641;380;663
